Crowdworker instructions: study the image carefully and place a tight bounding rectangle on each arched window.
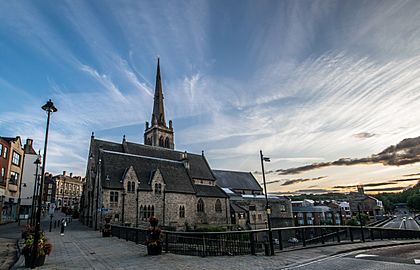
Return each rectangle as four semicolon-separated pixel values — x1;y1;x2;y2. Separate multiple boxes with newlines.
215;199;222;213
143;205;147;219
165;137;170;148
147;137;152;145
131;182;135;192
139;205;143;220
151;205;154;217
127;181;131;192
159;136;164;146
197;199;204;213
147;205;151;218
158;183;162;193
179;205;185;218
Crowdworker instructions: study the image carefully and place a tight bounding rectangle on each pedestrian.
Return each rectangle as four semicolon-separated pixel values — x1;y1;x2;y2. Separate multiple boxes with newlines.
60;218;67;236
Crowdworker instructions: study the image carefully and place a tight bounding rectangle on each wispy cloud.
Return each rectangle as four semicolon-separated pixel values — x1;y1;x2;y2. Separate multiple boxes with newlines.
277;136;420;175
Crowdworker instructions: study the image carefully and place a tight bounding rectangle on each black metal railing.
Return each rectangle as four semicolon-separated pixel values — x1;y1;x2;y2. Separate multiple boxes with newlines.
110;225;420;256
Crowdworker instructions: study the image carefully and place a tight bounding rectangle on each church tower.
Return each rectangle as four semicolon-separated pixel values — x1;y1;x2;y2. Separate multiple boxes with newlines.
144;59;174;149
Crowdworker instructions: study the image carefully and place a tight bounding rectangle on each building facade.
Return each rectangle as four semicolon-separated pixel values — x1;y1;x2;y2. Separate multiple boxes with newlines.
53;171;84;210
214;170;293;230
19;138;39;220
81;59;230;231
348;186;384;221
0;136;24;223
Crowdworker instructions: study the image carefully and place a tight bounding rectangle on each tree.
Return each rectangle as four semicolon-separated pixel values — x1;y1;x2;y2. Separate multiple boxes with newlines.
346;213;369;226
407;194;420;211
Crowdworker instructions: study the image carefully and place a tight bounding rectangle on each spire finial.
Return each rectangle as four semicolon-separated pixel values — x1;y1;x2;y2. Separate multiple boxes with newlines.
151;58;166;127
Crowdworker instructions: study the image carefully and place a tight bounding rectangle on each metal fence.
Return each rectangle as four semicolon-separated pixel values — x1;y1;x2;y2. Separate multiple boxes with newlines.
110;225;420;256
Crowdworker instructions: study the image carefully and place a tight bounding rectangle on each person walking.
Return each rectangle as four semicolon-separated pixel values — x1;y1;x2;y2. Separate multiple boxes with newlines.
60;218;67;236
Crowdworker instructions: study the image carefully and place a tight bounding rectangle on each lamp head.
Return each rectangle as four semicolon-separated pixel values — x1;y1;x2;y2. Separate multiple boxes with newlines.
41;99;58;113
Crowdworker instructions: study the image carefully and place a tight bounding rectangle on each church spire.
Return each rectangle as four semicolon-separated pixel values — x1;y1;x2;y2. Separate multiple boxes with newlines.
152;58;166;127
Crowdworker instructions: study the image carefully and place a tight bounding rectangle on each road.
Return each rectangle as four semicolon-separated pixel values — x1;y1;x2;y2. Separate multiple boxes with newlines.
288;243;420;269
381;209;420;230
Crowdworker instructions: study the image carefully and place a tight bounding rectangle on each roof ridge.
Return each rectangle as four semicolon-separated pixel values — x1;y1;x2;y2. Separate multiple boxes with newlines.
102;149;185;164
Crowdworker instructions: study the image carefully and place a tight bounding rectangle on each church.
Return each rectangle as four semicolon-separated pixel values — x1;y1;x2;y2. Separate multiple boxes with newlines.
81;60;230;230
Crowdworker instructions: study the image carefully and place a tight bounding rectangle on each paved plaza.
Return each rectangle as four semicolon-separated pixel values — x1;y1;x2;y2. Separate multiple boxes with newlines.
6;217;420;270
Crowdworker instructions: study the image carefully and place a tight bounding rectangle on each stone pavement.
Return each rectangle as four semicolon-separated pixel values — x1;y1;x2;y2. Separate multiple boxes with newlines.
0;237;17;269
11;220;420;270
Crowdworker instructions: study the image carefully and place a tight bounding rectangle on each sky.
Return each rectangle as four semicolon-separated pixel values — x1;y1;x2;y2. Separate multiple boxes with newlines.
1;0;420;195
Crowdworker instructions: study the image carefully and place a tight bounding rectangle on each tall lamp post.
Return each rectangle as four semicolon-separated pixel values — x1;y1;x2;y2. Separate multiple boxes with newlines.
31;99;57;268
260;150;274;256
30;156;41;225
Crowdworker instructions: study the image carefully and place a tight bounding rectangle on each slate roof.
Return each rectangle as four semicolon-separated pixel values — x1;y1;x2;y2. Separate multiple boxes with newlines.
231;202;247;213
194;184;228;198
100;150;196;194
213;170;263;192
123;141;215;180
292;206;332;213
0;136;20;144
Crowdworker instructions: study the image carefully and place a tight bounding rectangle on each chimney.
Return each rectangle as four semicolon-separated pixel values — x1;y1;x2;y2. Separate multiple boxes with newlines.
70;172;73;178
63;171;66;176
357;185;364;195
26;138;33;147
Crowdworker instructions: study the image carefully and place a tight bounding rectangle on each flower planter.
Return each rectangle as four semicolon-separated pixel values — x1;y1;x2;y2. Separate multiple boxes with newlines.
24;254;46;267
147;244;162;255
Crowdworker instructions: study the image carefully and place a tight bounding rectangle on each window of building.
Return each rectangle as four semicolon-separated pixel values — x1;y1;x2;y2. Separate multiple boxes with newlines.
279;204;286;212
159;136;164;147
197;198;204;212
164;137;170;148
48;183;52;188
131;182;135;192
12;151;21;166
179;205;185;218
252;214;256;222
215;199;222;213
1;167;4;178
10;171;19;184
0;144;2;156
3;147;7;158
154;183;162;194
127;181;132;192
110;191;119;203
258;214;262;221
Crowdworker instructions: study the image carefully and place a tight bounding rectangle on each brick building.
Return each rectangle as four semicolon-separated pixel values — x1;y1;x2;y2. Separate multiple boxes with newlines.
0;136;24;223
81;60;230;231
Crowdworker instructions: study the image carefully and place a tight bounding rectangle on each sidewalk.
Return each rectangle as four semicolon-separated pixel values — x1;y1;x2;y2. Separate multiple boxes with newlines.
11;219;420;270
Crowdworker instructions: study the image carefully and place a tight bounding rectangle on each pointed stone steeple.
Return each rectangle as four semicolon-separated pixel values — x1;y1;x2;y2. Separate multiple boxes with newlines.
144;58;175;149
152;58;166;127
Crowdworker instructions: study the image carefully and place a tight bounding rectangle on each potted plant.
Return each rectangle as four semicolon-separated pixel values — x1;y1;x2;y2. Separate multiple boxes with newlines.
21;224;34;240
22;232;52;267
146;216;162;255
102;216;112;237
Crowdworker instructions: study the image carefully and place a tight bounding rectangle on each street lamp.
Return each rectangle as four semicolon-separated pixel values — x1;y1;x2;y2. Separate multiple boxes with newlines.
260;150;274;256
30;156;41;226
31;99;57;268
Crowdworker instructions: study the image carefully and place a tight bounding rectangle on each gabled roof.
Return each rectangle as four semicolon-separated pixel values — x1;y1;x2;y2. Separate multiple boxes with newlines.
194;184;228;198
123;141;215;180
0;136;22;146
231;203;247;213
100;150;196;194
213;169;263;192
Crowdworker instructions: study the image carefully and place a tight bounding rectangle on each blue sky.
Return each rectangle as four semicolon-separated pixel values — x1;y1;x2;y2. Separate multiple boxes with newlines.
1;0;420;194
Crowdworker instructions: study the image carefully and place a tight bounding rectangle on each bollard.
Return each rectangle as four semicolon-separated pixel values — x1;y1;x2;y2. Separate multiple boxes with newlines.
264;243;270;256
